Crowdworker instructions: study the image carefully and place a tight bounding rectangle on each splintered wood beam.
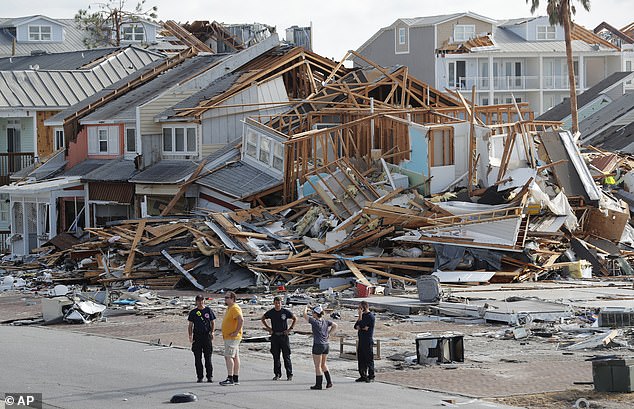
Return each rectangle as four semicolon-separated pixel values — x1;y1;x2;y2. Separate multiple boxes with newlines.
356;264;417;283
344;260;372;287
124;219;146;277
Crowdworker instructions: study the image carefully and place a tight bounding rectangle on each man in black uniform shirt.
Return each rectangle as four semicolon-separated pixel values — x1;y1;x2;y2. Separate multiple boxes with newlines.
354;300;375;382
261;296;297;381
188;294;216;383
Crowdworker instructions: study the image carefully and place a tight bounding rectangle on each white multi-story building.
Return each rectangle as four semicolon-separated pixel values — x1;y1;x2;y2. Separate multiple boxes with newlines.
355;12;629;115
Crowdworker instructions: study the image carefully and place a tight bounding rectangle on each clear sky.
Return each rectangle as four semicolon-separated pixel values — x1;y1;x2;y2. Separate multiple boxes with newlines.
3;0;633;60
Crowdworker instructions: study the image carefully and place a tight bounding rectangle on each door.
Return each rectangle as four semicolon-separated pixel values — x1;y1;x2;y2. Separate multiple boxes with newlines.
448;61;466;89
7;123;21;173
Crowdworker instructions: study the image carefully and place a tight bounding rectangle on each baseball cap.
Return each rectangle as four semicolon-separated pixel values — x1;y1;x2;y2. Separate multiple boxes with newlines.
312;305;323;314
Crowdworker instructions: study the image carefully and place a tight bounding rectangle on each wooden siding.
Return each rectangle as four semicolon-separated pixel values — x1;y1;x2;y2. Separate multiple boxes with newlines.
436;16;493;48
36;110;59;158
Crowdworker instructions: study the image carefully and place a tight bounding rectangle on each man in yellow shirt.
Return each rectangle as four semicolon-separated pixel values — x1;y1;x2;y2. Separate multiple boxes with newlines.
219;291;243;386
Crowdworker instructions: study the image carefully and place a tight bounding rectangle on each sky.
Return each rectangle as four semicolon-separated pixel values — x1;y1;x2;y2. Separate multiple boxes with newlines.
2;0;633;60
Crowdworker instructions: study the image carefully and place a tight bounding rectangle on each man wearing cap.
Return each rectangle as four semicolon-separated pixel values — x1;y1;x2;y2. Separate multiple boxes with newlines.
188;295;216;383
261;296;297;381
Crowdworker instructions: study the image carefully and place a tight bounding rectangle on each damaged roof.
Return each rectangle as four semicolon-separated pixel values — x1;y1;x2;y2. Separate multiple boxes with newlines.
156;70;243;121
81;54;228;123
130;160;198;184
536;71;634;122
196;161;280;199
580;92;634;144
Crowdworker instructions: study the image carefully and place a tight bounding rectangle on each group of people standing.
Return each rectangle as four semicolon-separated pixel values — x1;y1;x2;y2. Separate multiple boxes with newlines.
187;294;375;389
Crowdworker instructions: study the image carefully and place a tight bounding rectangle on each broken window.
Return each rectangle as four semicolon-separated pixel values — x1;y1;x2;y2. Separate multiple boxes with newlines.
272;141;284;171
259;137;271;164
429;128;454;167
246;131;257;158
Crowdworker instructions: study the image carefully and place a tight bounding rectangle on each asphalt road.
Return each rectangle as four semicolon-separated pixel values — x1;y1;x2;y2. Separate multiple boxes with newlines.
0;326;519;409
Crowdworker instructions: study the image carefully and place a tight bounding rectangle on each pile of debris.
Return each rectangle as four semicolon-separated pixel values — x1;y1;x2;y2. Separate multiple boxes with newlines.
2;128;633;295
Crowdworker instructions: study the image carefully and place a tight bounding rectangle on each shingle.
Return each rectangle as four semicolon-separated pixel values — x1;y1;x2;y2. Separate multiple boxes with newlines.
196;161;281;199
129;160;198;184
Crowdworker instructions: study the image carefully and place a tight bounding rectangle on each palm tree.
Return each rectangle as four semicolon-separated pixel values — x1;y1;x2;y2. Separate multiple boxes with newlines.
527;0;590;135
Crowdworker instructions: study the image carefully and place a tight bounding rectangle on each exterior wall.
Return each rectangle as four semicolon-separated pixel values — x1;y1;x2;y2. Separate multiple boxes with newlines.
436;16;493;47
139;91;196;136
66;128;88;168
36;110;59;159
585;56;610;87
16;18;64;43
87;124;123;158
355;25;437;86
524;16;564;41
201;77;289;155
0;117;34;153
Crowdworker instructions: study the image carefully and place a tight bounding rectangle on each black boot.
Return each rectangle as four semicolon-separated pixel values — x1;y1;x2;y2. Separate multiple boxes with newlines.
324;371;332;388
310;375;323;390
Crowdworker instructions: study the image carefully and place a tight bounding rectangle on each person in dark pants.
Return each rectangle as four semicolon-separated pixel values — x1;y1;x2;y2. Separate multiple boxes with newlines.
354;300;375;383
261;296;297;381
188;294;216;383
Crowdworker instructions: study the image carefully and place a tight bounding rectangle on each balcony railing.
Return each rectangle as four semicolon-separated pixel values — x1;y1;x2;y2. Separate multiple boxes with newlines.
455;76;541;91
543;75;580;89
0;152;35;186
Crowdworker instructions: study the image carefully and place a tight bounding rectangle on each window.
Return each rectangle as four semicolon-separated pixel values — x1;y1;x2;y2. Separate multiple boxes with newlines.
246;131;257;158
88;126;118;155
272;142;284;171
125;128;136;152
122;25;145;42
0;194;9;224
537;25;556;40
429;128;454;167
398;27;406;44
243;128;284;173
454;25;475;42
481;97;489;105
162;126;196;154
98;129;108;153
259;137;270;164
28;25;52;41
54;128;64;150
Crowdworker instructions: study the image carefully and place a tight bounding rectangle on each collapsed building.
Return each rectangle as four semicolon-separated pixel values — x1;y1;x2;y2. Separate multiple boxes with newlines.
0;26;631;296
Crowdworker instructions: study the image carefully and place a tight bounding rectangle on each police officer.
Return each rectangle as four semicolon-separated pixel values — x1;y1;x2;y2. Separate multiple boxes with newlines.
188;294;216;383
354;300;375;382
261;296;297;381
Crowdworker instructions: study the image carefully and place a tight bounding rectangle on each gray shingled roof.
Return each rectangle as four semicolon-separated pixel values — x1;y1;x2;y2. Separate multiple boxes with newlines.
156;70;242;121
0;47;120;70
59;159;109;177
537;71;634;121
129;160;197;184
82;159;139;182
81;54;227;123
580;92;634;140
0;46;164;109
196;161;280;199
587;122;634;153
